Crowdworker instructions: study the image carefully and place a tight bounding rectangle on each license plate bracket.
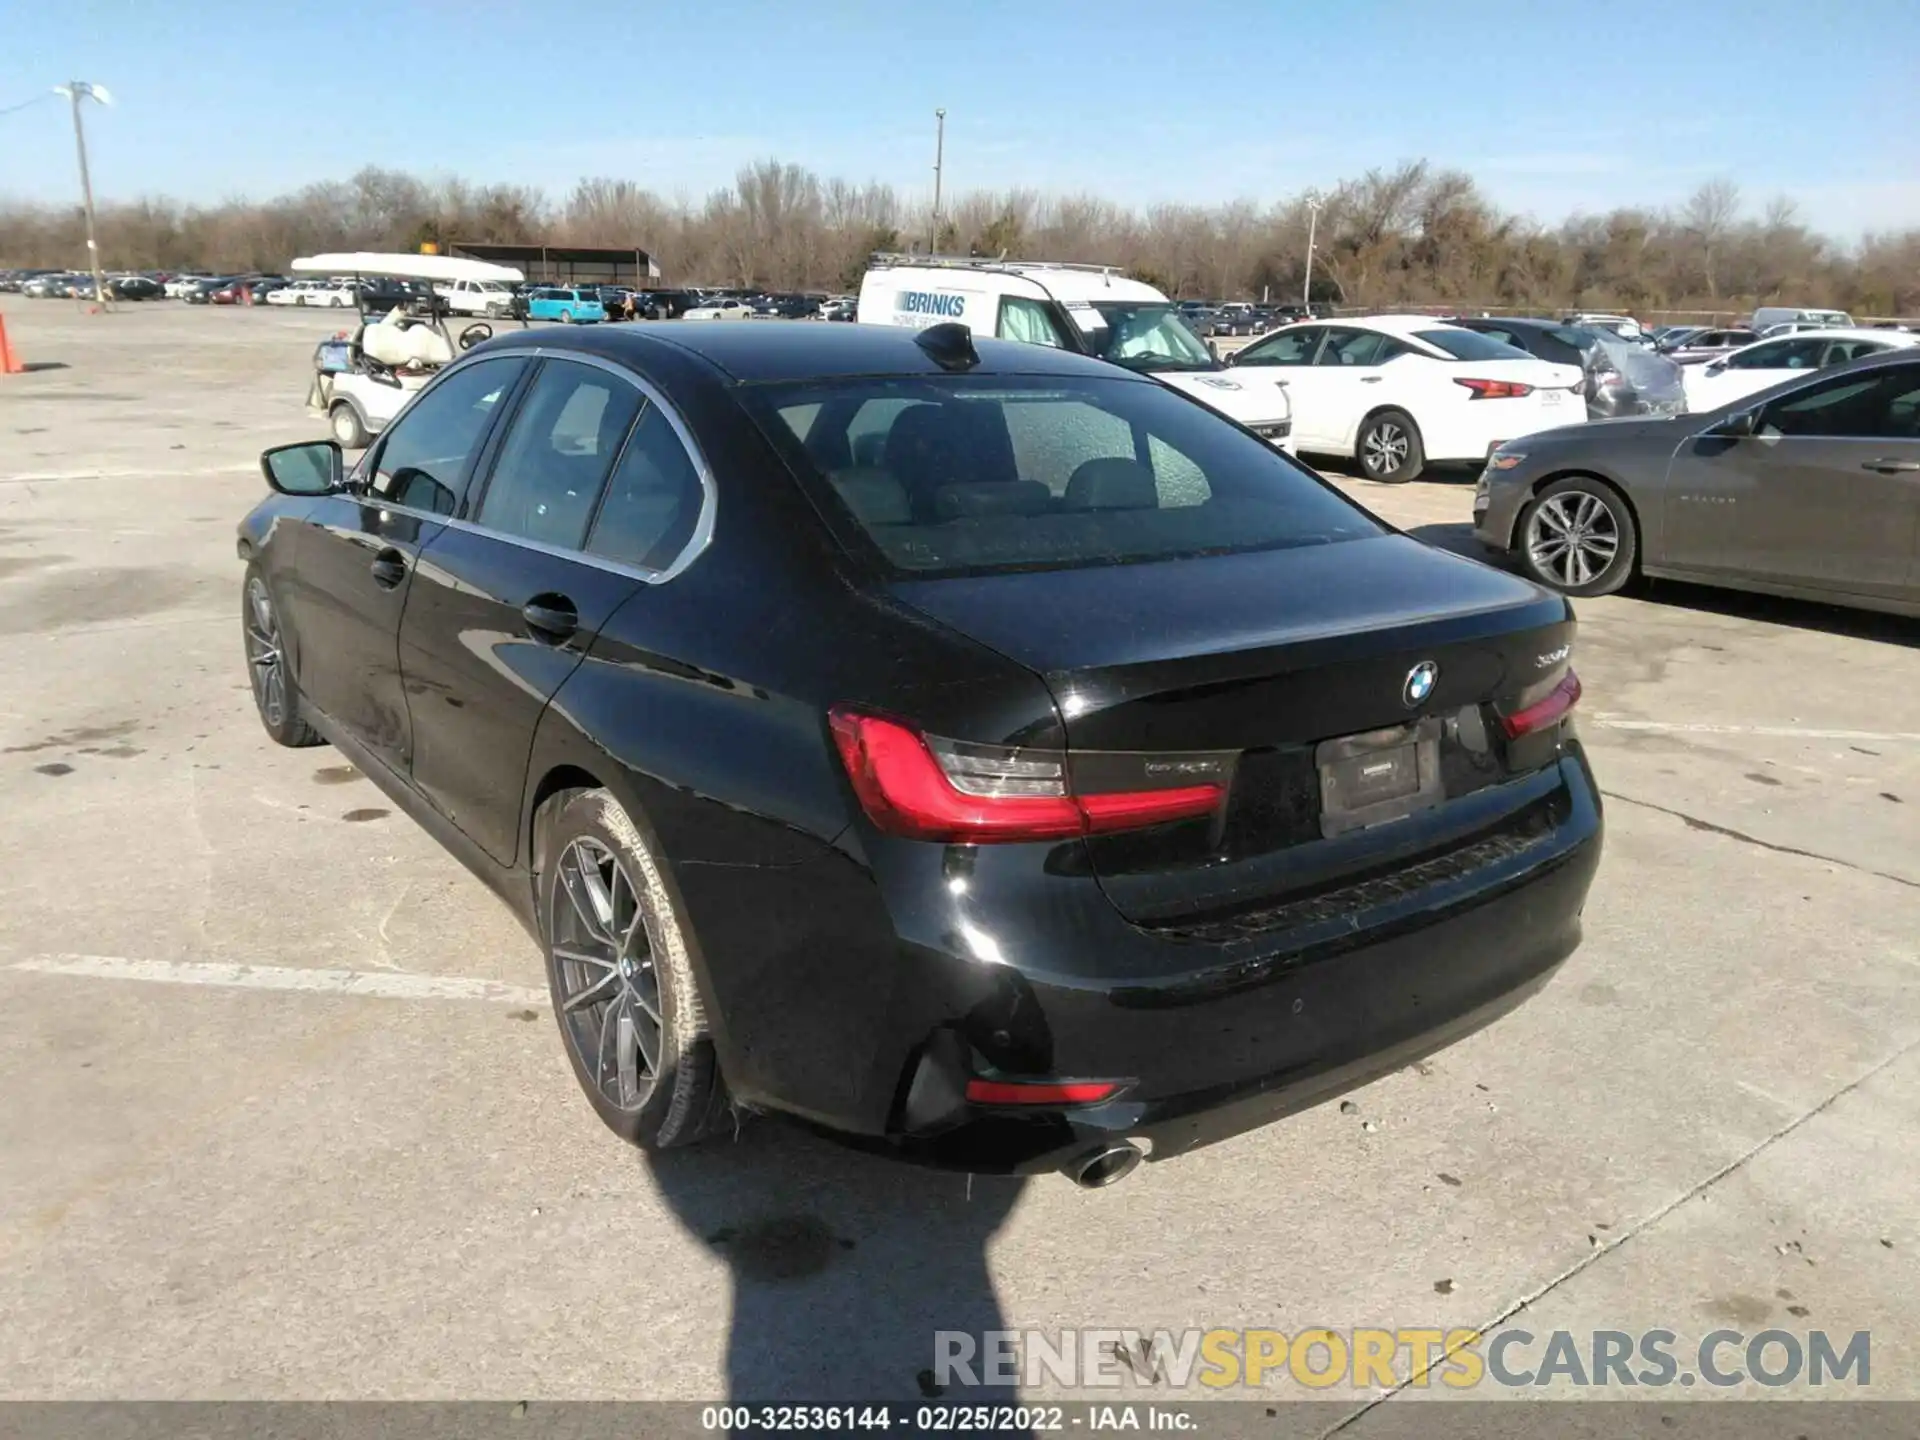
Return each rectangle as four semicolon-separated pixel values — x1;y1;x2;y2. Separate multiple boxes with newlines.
1316;719;1445;838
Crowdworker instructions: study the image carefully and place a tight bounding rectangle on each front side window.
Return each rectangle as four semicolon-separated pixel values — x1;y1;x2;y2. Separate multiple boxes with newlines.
1077;303;1216;372
1235;326;1324;367
369;357;526;515
476;359;641;549
1761;365;1920;438
997;296;1068;348
750;374;1381;577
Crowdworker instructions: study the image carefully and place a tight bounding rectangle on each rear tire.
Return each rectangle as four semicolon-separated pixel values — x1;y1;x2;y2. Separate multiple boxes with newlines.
539;788;731;1151
1357;409;1425;483
242;567;324;748
1517;476;1638;597
329;401;369;450
560;309;575;324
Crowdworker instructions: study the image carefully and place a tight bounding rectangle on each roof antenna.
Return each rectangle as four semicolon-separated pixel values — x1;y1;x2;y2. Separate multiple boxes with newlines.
914;322;979;372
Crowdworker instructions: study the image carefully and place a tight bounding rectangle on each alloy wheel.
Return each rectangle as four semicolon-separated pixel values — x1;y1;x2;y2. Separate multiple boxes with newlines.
1526;490;1621;587
244;577;288;728
552;836;662;1113
1362;422;1409;476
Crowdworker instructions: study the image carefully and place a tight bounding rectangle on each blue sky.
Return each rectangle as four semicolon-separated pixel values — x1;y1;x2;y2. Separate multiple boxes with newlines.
5;0;1918;238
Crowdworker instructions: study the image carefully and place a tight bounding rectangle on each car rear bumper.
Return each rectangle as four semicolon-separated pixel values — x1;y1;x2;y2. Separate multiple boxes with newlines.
680;744;1602;1175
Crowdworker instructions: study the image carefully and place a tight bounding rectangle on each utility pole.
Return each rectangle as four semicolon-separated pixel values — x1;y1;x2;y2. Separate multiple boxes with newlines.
56;82;112;306
1302;192;1322;312
928;108;946;255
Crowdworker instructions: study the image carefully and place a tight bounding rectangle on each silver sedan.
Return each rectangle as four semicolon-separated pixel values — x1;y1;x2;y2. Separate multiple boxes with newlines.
1473;348;1920;616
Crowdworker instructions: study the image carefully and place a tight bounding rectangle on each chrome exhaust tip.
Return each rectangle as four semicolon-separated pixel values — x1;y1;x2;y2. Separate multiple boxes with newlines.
1065;1141;1143;1189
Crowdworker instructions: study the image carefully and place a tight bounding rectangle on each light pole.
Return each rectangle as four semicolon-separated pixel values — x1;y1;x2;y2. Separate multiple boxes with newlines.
54;82;112;305
1302;191;1322;312
929;108;946;255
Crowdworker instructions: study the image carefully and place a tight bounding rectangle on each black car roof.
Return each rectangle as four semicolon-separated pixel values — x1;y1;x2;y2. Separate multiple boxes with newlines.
513;319;1135;385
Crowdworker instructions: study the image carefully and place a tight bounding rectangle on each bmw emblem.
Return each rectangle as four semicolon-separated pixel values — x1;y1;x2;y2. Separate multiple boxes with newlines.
1403;661;1439;708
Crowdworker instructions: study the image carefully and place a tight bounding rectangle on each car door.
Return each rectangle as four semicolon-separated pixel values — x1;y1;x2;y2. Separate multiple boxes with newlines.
397;355;686;864
1229;325;1327;443
280;355;528;775
1659;361;1920;596
1308;327;1395;453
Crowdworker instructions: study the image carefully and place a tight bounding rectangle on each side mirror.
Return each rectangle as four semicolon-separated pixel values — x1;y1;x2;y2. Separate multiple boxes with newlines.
1704;360;1727;377
1711;408;1759;439
261;440;343;495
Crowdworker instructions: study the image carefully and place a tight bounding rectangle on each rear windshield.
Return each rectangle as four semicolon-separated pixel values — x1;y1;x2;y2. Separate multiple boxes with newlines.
1415;329;1534;361
747;374;1382;578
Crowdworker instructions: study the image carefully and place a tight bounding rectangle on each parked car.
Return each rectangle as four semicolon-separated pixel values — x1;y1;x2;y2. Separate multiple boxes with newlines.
524;287;605;324
265;279;318;307
1446;316;1685;420
107;275;165;301
183;276;236;305
596;286;636;320
238;320;1601;1180
303;278;360;309
683;296;757;320
1228;315;1584;481
1750;306;1852;333
164;274;213;298
437;277;517;317
816;296;858;322
625;289;696;320
1659;327;1759;365
1681;329;1920;412
358;278;442;316
1563;312;1649;343
1476;347;1920;615
1210;304;1259;337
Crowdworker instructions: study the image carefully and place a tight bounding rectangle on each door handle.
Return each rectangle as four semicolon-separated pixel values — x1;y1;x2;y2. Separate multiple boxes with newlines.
369;549;407;589
521;596;579;644
1861;458;1920;473
1360;375;1383;383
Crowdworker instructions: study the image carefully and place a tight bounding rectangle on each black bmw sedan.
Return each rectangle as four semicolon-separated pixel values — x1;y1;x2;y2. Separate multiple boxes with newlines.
238;321;1602;1185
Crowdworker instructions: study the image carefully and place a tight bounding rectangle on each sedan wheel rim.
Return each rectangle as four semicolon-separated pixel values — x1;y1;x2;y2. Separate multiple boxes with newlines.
1363;423;1408;475
552;836;662;1113
1527;491;1621;587
244;577;288;728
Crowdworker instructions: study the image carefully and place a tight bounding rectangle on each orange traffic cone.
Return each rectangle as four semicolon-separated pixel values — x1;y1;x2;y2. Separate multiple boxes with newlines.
0;315;23;375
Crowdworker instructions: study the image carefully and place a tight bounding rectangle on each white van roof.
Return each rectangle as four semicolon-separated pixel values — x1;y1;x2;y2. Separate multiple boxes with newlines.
867;252;1166;305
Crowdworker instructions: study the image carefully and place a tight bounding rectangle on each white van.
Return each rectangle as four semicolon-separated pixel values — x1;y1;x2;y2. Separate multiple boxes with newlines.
1749;306;1853;333
857;256;1293;450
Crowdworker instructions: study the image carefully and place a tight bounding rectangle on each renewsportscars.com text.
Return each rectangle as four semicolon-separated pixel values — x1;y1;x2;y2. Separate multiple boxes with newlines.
934;1327;1871;1391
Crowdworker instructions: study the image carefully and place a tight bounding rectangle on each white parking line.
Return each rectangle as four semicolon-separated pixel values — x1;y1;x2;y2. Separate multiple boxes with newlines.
1588;717;1920;744
7;954;547;1006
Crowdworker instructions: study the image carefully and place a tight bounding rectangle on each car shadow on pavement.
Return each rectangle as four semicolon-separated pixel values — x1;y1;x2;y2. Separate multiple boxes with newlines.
1406;522;1916;648
646;1117;1025;1407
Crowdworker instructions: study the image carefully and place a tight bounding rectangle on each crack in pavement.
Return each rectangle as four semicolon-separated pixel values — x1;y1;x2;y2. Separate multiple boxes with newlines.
1602;788;1919;891
1320;1029;1920;1434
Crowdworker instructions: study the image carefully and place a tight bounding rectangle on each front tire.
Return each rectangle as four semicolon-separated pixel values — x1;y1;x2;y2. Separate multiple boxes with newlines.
1357;408;1425;483
540;789;730;1150
329;401;369;449
1518;476;1638;596
242;568;323;748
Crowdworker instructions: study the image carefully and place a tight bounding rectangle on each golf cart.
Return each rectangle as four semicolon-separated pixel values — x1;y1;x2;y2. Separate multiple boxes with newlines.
295;251;526;448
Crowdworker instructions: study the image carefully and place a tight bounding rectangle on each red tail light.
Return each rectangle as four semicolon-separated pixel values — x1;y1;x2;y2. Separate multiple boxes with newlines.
965;1079;1120;1106
828;708;1225;843
1455;378;1535;399
1498;670;1582;738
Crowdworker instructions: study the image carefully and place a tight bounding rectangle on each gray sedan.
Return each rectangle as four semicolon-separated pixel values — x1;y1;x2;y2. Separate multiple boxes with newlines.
1473;348;1920;616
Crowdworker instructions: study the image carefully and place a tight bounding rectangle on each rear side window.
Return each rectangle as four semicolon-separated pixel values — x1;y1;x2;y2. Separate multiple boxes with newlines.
477;359;641;549
1316;329;1390;366
586;406;704;571
750;374;1380;577
1414;329;1532;361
